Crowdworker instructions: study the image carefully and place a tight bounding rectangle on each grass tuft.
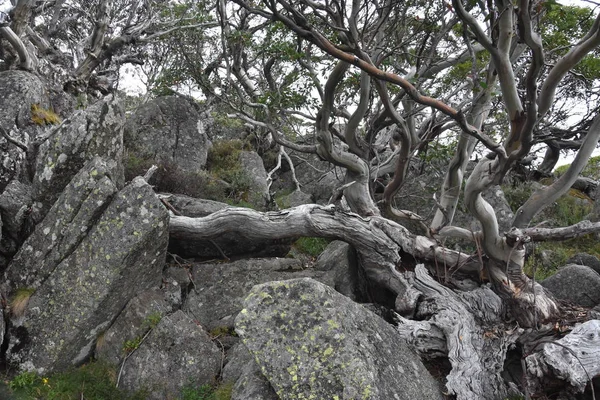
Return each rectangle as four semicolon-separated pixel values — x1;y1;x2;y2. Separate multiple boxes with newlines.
11;288;35;317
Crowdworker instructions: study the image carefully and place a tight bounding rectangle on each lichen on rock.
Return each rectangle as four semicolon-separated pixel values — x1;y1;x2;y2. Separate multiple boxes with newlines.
235;278;444;400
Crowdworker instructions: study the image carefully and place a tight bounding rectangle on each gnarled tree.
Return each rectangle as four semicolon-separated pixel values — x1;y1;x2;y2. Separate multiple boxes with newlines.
164;0;600;398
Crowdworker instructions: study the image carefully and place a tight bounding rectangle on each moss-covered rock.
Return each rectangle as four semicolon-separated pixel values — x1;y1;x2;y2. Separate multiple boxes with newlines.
5;173;169;374
235;278;444;400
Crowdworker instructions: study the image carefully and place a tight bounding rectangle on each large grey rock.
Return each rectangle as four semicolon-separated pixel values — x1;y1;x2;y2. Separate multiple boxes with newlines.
162;265;191;309
183;258;328;331
96;288;172;366
6;175;169;373
124;96;211;173
119;310;221;399
5;158;118;289
276;189;312;209
566;253;600;275
222;342;255;384
315;240;361;301
232;358;279;400
0;181;32;272
0;71;50;190
541;264;600;307
166;193;292;258
238;151;269;210
235;278;444;400
32;98;125;222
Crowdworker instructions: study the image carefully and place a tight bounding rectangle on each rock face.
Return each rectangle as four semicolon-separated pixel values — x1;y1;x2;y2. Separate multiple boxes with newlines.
566;253;600;275
315;240;361;301
165;194;292;258
5;167;169;373
541;265;600;307
276;190;312;209
0;71;51;190
118;310;221;399
235;278;444;400
124;96;211;173
0;180;32;271
5;158;118;289
32;99;125;222
183;258;328;331
232;358;279;400
96;288;172;366
238;151;269;210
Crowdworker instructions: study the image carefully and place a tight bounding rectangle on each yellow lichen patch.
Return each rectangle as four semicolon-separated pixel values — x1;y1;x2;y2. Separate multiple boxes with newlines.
31;104;62;126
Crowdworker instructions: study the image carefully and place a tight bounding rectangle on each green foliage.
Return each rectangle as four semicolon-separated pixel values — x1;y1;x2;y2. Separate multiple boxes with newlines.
555;155;600;180
503;183;592;226
417;139;458;163
122;336;143;354
143;312;162;329
274;189;295;209
503;180;596;279
8;361;146;400
292;237;330;257
123;152;227;203
541;5;600;79
525;234;600;280
208;326;238;338
211;111;245;131
207;140;255;205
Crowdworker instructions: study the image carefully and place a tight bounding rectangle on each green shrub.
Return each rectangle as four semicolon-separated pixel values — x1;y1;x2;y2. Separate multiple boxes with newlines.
180;382;233;400
555;155;600;180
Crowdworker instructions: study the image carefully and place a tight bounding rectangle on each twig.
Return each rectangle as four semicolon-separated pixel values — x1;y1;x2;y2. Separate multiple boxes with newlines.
0;126;27;151
116;328;153;388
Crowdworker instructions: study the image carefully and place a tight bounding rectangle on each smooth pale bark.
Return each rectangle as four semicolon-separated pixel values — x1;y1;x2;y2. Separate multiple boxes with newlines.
464;157;559;326
0;25;33;70
513;114;600;228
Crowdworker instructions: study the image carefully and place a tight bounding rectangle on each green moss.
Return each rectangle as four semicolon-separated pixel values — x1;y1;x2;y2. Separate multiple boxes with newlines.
180;382;233;400
208;326;237;338
31;104;61;126
274;189;295;209
291;237;330;257
8;361;147;399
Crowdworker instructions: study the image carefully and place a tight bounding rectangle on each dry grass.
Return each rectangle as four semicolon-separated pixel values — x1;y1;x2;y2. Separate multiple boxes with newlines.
11;287;35;317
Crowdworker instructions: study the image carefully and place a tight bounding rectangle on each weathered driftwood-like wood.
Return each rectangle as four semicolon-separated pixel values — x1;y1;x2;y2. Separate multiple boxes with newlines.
395;265;521;400
169;204;480;307
525;319;600;396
